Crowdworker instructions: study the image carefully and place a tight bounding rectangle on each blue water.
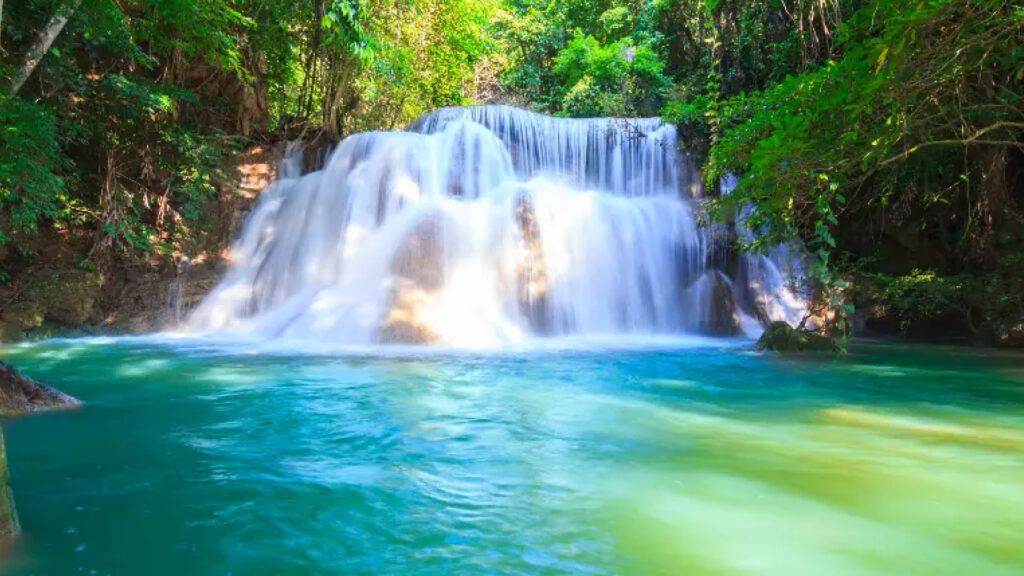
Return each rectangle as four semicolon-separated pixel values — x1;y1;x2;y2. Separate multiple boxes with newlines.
1;338;1023;575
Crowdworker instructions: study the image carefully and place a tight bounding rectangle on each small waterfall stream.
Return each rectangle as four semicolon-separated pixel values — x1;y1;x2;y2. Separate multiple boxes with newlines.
189;106;805;346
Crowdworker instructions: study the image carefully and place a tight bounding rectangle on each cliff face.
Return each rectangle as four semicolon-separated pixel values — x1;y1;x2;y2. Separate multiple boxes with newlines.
0;145;278;343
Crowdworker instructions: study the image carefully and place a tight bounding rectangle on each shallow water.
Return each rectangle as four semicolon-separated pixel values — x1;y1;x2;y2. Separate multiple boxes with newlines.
1;339;1023;575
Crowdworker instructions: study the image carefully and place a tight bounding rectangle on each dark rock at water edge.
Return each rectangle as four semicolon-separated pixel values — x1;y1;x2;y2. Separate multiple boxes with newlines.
0;362;80;539
0;427;18;540
0;361;81;417
756;321;839;353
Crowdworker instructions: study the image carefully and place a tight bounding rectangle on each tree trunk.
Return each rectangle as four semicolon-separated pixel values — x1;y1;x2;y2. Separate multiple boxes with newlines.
8;0;82;97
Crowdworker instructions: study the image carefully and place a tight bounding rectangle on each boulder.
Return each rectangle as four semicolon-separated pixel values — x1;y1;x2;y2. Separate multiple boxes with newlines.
0;361;81;417
756;321;839;353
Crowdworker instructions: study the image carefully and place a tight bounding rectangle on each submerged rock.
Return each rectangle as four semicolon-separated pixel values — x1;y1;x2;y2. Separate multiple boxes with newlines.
0;361;81;416
756;321;839;353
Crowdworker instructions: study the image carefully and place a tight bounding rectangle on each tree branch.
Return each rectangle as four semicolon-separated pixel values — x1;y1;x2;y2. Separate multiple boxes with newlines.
877;121;1024;167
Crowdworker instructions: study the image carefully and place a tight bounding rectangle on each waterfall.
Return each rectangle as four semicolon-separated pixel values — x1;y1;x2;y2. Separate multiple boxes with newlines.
188;106;805;346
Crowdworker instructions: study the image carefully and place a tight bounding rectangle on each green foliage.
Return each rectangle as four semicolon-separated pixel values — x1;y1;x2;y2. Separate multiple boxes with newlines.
858;255;1024;344
553;33;668;116
664;0;1024;339
349;0;500;129
0;97;69;246
871;270;968;329
497;0;670;117
0;0;504;263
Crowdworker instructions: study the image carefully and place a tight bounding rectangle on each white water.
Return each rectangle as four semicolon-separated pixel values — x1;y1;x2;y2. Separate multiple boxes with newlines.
189;106;805;347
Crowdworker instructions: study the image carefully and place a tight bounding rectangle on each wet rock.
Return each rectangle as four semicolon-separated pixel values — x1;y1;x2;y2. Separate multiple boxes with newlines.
514;193;551;333
0;363;79;540
701;271;742;337
376;217;445;344
0;427;18;540
756;321;839;353
377;281;441;344
0;361;81;417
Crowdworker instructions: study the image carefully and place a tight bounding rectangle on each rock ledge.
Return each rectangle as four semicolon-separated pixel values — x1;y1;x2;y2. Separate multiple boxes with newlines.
0;361;81;417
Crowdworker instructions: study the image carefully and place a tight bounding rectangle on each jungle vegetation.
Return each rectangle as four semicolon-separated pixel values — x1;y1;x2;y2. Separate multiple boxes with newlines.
1;0;1023;343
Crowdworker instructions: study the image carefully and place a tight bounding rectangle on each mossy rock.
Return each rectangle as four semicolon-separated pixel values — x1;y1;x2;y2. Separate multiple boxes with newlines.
1;301;44;330
756;321;839;353
0;323;24;343
29;269;105;325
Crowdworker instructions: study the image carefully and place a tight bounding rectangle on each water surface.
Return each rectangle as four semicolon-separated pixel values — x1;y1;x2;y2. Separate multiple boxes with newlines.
1;339;1023;575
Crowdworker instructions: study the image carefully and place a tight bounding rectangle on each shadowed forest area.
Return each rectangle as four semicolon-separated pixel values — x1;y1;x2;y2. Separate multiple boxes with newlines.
1;0;1023;345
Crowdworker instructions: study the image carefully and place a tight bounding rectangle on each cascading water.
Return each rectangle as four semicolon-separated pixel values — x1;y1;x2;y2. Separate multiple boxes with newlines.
188;105;805;347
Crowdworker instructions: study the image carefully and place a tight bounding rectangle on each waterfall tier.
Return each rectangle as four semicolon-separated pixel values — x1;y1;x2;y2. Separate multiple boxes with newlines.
189;106;805;346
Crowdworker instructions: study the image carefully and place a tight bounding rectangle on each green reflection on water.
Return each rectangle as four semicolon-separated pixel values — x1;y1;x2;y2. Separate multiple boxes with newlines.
0;340;1022;575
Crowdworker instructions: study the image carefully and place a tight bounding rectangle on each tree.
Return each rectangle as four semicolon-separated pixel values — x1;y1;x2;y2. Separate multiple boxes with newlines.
8;0;81;97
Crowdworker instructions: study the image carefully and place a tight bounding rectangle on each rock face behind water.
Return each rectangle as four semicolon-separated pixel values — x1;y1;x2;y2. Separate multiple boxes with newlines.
376;217;445;344
0;361;80;416
756;321;839;353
